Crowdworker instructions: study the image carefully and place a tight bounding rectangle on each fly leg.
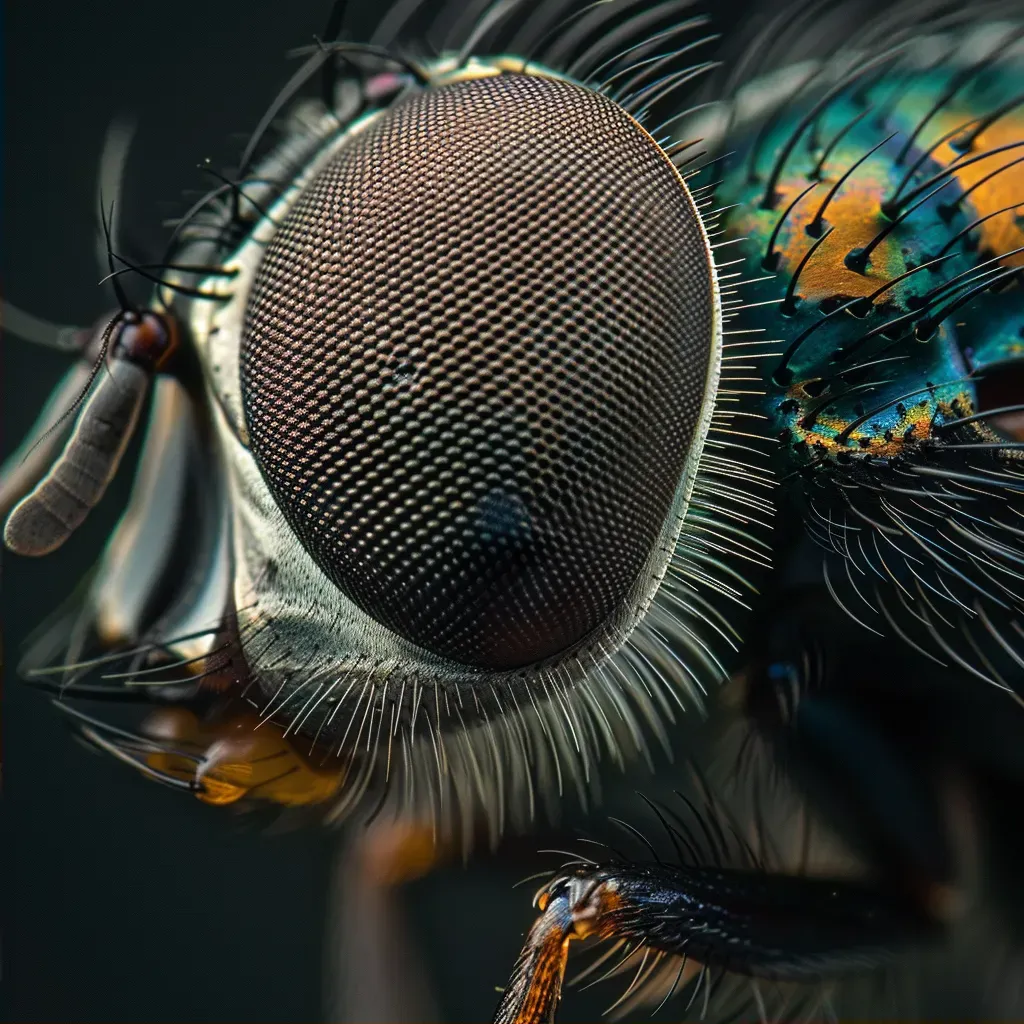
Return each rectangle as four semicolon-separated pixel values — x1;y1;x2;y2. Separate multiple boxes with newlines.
493;882;576;1024
494;860;943;1024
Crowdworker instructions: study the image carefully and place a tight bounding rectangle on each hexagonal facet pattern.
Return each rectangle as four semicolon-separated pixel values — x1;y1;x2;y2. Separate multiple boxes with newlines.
241;72;714;670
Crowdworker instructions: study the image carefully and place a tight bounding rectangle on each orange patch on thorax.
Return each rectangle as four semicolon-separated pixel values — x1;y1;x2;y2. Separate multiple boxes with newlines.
775;178;904;303
934;112;1024;267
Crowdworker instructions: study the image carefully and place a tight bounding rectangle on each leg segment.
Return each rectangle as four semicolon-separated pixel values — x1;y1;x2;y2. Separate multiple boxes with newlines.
494;861;941;1022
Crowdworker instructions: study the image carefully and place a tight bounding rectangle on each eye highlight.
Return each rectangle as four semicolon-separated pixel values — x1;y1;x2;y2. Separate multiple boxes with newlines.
241;72;717;672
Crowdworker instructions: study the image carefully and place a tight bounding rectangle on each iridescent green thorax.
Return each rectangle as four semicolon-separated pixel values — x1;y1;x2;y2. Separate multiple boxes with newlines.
713;59;1024;468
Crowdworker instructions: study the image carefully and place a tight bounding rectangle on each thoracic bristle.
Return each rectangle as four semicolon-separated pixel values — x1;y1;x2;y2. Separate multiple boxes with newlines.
711;20;1024;692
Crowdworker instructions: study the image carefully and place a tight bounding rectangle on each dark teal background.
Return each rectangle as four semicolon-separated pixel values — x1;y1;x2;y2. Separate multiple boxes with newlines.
3;8;339;1019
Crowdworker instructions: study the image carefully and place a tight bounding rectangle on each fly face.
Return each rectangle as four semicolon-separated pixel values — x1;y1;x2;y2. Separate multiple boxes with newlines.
4;6;770;834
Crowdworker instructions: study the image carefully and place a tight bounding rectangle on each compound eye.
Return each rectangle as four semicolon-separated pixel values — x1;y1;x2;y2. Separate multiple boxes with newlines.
241;73;716;671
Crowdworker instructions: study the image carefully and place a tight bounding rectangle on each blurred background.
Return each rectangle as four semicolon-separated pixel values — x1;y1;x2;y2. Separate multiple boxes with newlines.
4;10;340;1019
